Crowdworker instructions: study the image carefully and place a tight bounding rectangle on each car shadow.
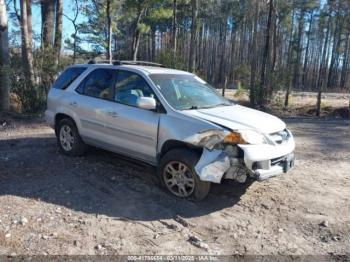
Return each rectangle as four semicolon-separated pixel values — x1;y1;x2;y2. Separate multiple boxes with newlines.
0;136;253;221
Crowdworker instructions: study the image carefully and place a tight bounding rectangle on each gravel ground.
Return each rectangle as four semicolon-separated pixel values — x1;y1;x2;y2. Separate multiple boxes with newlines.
0;117;349;256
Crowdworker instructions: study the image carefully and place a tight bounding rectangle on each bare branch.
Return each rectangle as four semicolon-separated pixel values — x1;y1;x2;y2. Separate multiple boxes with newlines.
12;0;20;22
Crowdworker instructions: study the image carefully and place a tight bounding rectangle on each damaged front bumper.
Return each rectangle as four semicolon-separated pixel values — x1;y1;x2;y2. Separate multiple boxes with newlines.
250;152;295;181
238;133;295;181
192;129;295;184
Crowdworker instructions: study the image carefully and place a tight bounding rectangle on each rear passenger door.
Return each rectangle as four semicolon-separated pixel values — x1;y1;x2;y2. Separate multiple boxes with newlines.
74;68;115;144
104;70;160;164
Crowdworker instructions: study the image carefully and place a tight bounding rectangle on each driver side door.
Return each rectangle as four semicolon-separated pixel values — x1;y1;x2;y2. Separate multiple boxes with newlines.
104;70;161;164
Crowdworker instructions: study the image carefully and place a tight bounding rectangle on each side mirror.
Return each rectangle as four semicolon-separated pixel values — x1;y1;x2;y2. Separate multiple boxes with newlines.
136;97;156;110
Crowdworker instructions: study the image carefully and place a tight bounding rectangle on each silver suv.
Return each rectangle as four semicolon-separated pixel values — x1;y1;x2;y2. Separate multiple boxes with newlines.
46;61;295;200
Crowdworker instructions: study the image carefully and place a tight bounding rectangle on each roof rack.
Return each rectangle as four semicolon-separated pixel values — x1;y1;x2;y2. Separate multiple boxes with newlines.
87;59;165;68
87;59;116;64
115;60;166;68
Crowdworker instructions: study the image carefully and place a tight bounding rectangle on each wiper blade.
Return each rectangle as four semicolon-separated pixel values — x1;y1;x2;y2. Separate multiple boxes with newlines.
214;102;232;107
181;105;199;110
199;103;231;109
182;103;231;110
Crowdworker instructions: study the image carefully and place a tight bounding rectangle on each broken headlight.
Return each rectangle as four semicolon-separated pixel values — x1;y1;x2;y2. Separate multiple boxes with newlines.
224;130;268;145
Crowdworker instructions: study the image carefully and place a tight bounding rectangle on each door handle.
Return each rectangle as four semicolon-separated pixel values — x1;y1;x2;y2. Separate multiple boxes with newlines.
107;111;118;117
70;102;78;107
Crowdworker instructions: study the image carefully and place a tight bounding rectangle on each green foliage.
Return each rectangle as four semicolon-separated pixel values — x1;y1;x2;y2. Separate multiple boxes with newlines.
232;64;250;89
320;100;327;111
144;4;173;32
8;51;39;113
156;50;187;70
78;0;121;55
270;69;290;91
272;93;288;108
137;22;150;34
9;48;73;113
147;6;173;22
234;81;245;98
249;82;260;106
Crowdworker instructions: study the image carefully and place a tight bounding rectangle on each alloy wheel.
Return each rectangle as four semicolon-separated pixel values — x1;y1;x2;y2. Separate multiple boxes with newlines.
59;125;75;151
163;161;195;197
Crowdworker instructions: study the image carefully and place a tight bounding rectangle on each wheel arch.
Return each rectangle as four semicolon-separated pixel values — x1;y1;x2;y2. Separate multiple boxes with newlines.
54;113;76;136
158;139;202;162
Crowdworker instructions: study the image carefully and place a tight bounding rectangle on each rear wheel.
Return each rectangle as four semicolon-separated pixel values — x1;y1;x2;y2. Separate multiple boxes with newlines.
158;148;211;200
56;118;86;156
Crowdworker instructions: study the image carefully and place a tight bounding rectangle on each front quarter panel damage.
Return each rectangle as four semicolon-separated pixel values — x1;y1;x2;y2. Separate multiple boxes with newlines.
157;114;235;184
189;129;295;184
194;148;230;183
184;129;247;184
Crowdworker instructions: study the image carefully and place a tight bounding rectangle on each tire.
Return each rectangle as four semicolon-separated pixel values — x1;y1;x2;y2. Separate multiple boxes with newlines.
56;118;86;156
158;148;211;201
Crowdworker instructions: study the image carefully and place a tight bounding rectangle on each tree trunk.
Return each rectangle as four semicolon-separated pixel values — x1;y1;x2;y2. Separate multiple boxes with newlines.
27;0;32;47
238;16;245;64
197;22;203;71
188;0;198;72
106;0;112;63
292;8;305;90
54;0;62;65
133;32;141;61
171;0;177;65
250;0;259;107
41;0;55;48
72;25;78;63
327;6;341;89
151;29;156;61
20;0;35;87
259;0;274;107
132;5;145;61
218;21;227;85
340;27;350;89
229;23;236;83
284;9;295;107
0;0;9;111
316;13;331;117
146;33;151;61
267;0;277;99
302;12;314;89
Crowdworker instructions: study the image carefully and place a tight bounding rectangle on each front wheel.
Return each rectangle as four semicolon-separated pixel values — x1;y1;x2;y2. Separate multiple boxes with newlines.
158;148;211;200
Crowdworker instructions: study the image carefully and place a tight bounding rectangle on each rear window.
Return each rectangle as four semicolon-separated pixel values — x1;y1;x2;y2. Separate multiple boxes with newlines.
52;67;86;90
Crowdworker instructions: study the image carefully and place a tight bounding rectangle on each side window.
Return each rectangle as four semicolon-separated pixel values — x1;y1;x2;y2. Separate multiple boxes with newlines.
76;69;115;100
115;70;155;107
52;67;86;90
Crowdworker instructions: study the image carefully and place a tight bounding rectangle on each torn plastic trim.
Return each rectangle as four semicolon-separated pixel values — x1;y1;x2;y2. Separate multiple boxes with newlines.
185;129;247;184
195;148;248;184
194;148;230;183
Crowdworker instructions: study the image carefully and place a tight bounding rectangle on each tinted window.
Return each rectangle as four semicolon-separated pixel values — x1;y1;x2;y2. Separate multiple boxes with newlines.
115;70;155;107
52;67;86;90
77;69;115;100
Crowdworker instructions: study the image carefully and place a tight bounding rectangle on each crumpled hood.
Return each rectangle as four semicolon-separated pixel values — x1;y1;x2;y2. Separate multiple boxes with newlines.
183;105;286;134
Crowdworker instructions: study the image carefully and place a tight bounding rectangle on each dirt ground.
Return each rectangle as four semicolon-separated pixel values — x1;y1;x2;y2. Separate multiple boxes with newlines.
223;90;350;118
0;116;349;256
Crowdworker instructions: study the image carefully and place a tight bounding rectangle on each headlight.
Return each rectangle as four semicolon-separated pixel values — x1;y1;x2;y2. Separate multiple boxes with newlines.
224;130;268;145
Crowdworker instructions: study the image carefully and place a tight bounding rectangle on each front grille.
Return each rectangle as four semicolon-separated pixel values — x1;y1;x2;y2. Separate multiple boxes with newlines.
271;156;285;166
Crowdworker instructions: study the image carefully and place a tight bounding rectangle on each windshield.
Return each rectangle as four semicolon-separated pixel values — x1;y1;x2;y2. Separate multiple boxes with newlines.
149;74;231;110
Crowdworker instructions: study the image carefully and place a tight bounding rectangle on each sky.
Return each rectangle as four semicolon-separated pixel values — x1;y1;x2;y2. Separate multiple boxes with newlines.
7;0;87;51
